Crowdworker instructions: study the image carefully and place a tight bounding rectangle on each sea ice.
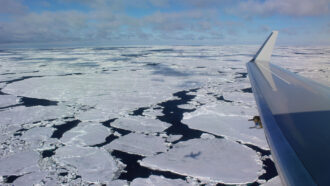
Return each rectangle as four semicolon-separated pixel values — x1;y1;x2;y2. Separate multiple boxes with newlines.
0;105;72;126
140;138;262;184
76;109;118;122
111;117;171;133
54;145;122;183
104;133;168;156
21;127;53;148
131;175;190;186
0;95;18;108
261;176;283;186
12;171;46;186
223;91;256;106
60;122;111;146
183;113;268;149
166;134;183;142
0;150;40;175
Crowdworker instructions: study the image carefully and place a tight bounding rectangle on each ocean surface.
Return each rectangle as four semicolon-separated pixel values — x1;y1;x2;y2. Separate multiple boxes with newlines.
0;46;329;185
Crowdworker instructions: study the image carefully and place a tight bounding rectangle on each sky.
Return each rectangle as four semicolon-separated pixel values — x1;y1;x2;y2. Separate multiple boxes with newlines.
0;0;329;47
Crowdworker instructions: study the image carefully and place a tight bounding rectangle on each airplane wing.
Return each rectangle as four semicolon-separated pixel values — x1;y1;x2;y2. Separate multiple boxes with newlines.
246;31;330;186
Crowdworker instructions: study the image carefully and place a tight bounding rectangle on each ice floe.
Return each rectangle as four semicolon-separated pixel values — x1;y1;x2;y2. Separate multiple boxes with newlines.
54;145;123;183
60;122;111;146
131;175;190;186
261;176;283;186
0;105;72;126
140;138;263;184
111;117;171;133
21;127;53;148
104;133;168;156
0;95;18;108
182;103;268;149
12;171;47;186
0;150;40;175
76;109;118;122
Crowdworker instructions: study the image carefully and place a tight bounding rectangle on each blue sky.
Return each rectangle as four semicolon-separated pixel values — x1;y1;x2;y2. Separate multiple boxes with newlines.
0;0;329;47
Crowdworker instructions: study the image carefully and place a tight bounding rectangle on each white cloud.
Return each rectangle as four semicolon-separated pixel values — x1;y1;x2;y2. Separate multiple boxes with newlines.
0;0;27;15
235;0;329;17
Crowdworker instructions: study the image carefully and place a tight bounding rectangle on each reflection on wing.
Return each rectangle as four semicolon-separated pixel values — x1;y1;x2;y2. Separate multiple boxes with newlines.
247;31;330;186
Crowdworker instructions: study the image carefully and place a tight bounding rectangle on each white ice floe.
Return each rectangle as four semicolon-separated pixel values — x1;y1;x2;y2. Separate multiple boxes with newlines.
107;179;129;186
131;175;190;186
60;122;111;146
112;117;170;133
0;95;19;108
184;103;258;119
0;150;40;175
2;73;182;114
223;91;256;106
12;171;47;186
183;113;268;149
261;176;283;186
140;138;262;184
182;103;267;148
200;133;215;139
54;145;122;183
21;127;54;148
104;133;167;156
76;109;118;122
166;134;183;142
0;105;72;126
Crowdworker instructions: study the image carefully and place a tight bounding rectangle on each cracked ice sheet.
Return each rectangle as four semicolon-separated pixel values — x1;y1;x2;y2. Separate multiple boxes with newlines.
54;145;122;183
131;175;190;186
61;122;111;146
140;138;262;184
104;133;168;156
0;105;72;126
112;117;171;133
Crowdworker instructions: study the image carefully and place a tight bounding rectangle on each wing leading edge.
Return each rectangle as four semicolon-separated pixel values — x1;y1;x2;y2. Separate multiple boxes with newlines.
247;31;330;186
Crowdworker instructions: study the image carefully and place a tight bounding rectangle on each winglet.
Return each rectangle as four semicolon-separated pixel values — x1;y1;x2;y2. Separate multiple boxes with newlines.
252;31;278;63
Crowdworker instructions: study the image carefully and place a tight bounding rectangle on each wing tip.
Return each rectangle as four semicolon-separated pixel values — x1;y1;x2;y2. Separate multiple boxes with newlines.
252;31;279;63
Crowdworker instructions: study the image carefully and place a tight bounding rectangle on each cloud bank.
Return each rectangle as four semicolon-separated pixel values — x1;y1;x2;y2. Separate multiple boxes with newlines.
0;0;329;45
